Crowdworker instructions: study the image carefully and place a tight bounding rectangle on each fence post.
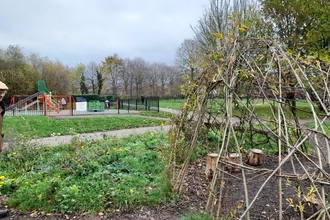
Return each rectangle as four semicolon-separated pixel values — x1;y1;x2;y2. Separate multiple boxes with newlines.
69;96;73;116
43;94;47;116
117;99;120;114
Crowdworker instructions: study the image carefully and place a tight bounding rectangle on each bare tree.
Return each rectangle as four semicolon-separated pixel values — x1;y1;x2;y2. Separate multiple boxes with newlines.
175;39;201;81
117;59;133;97
127;57;149;98
157;63;171;96
167;66;184;97
147;63;161;96
84;62;99;94
193;0;259;60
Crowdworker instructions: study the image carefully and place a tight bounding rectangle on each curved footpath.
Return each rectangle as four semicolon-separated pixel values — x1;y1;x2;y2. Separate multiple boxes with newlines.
28;125;172;147
4;107;318;148
4;107;179;148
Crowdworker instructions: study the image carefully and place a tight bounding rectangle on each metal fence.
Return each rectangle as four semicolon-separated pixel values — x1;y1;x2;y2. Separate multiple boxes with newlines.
5;94;159;117
118;96;159;112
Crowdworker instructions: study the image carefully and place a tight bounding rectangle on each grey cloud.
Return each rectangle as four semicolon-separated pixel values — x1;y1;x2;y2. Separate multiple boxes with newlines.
0;0;209;66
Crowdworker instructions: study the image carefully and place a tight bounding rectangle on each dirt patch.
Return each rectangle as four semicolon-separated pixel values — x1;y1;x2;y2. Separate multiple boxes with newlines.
2;153;330;220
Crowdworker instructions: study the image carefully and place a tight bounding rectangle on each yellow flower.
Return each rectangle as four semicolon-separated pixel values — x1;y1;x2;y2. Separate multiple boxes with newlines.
37;194;42;200
103;149;107;153
25;181;29;185
0;176;5;180
118;148;123;152
13;152;17;155
57;175;61;178
81;145;85;149
130;189;134;194
0;182;4;185
113;147;117;151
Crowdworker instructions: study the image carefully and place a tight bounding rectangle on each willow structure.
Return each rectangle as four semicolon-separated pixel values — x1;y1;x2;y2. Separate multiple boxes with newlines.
167;36;330;219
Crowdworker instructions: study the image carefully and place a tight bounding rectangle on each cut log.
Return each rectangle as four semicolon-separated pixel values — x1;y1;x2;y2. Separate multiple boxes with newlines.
205;153;218;180
226;153;241;172
247;149;263;166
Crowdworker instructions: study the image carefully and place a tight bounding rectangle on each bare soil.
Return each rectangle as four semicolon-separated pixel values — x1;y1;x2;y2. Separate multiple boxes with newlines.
2;150;330;220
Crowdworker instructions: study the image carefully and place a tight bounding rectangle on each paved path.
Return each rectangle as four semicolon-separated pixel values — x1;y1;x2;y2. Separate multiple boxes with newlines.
3;106;323;148
27;125;172;146
4;107;177;148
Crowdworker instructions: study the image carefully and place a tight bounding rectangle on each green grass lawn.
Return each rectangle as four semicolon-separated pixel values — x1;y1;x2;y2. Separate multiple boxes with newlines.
159;99;185;110
138;110;175;119
160;98;321;119
3;115;168;139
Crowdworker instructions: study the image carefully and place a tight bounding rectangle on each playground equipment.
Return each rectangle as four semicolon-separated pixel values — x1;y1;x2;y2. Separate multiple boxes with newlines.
7;80;70;116
9;93;40;111
37;80;60;113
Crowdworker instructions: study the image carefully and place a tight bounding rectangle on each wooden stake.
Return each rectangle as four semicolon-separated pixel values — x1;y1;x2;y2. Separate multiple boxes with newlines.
247;149;263;166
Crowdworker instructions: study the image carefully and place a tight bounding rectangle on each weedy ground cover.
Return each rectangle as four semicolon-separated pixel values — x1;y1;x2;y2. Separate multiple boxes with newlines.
0;132;175;214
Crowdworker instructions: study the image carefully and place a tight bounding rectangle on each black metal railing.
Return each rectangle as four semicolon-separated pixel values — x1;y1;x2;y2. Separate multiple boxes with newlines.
6;95;159;117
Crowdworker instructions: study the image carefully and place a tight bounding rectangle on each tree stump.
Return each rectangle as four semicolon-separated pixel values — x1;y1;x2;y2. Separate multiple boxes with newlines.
226;153;241;172
205;153;218;180
247;149;263;166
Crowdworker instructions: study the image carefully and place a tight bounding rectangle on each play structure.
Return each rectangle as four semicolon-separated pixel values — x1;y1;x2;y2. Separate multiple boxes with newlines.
6;80;149;116
7;80;71;116
37;80;60;113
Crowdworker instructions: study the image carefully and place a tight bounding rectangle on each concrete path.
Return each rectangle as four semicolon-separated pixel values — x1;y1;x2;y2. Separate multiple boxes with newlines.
4;107;176;148
27;125;172;147
4;106;322;148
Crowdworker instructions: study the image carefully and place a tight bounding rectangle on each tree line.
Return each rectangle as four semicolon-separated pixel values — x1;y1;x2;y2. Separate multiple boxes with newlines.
1;0;329;106
0;45;184;104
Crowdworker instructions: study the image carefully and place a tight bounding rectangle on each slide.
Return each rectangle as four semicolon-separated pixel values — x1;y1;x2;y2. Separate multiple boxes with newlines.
44;95;60;113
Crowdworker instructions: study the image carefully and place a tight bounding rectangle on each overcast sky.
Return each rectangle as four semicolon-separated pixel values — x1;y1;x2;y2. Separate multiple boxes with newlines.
0;0;209;67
